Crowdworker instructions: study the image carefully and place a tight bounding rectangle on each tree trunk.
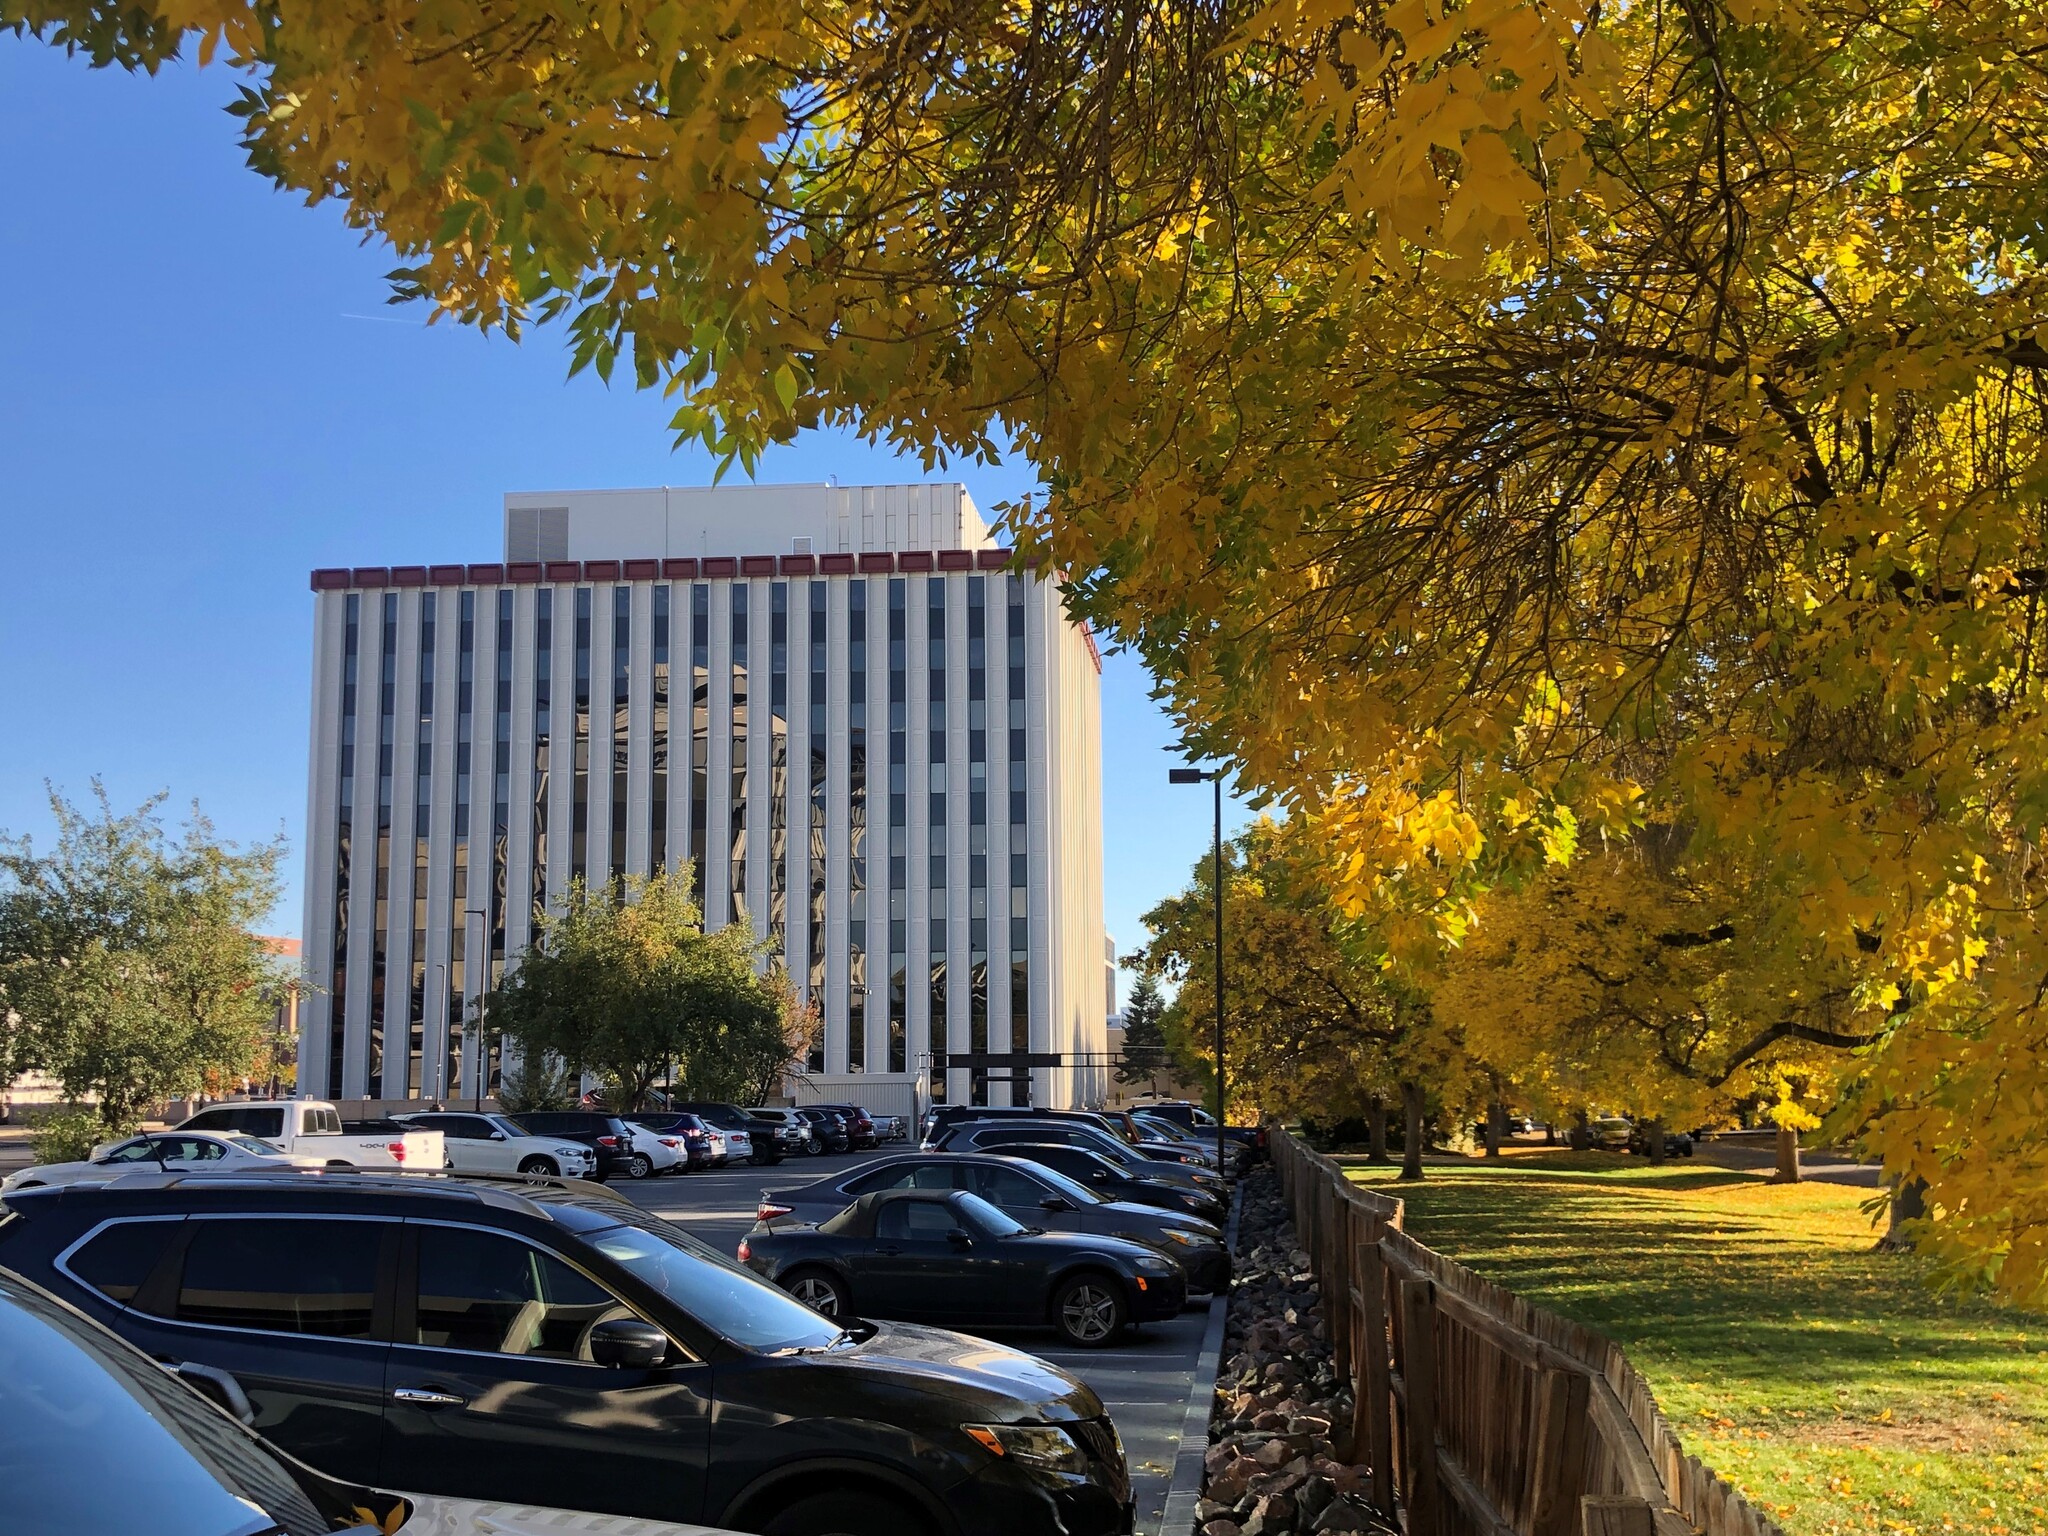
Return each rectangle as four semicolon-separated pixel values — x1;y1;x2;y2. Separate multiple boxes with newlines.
1878;1177;1928;1251
1366;1097;1390;1164
1399;1081;1426;1182
1645;1117;1666;1165
1568;1108;1591;1151
1772;1123;1802;1183
1485;1099;1507;1159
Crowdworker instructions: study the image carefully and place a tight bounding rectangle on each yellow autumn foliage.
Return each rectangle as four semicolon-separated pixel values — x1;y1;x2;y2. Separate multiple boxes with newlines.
12;0;2048;1298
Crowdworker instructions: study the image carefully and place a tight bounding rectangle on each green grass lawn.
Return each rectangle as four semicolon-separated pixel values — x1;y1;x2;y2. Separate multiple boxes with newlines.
1343;1152;2048;1536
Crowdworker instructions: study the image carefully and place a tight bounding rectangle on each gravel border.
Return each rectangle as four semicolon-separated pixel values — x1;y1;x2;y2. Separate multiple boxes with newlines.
1157;1182;1243;1534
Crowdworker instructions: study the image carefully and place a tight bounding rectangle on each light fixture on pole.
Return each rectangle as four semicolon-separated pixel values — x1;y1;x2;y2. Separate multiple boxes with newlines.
464;907;489;1111
1168;764;1228;1174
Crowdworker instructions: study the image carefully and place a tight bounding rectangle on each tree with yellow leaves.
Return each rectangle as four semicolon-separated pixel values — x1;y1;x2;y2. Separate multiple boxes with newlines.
12;0;2048;1296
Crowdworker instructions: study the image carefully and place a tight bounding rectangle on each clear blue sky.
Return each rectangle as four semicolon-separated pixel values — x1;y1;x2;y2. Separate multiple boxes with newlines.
0;39;1250;981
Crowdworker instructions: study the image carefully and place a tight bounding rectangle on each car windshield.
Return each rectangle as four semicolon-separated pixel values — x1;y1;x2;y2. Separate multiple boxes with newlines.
226;1136;286;1156
1135;1116;1191;1141
485;1116;531;1138
955;1191;1029;1238
0;1280;389;1536
580;1215;845;1354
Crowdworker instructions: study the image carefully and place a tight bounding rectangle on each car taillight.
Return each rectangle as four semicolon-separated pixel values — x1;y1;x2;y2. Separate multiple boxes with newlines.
660;1137;681;1148
389;1143;406;1163
757;1201;794;1221
596;1135;619;1149
736;1239;752;1262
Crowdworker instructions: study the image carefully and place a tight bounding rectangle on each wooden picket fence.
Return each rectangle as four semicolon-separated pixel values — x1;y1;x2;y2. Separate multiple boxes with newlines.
1269;1128;1785;1536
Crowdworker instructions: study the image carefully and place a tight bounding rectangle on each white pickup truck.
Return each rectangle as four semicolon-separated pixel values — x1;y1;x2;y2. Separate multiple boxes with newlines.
177;1100;445;1171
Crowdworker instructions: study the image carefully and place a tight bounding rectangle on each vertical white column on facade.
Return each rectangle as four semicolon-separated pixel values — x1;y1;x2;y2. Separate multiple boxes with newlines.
987;580;1015;1104
945;570;972;1104
546;584;577;921
588;583;616;889
665;585;691;880
505;585;538;968
379;588;423;1102
463;589;501;1096
1025;578;1056;1105
861;575;885;1073
627;581;653;881
299;593;344;1098
905;576;931;1096
748;578;773;942
785;582;810;985
706;579;734;931
824;577;851;1072
422;592;461;1097
342;595;383;1100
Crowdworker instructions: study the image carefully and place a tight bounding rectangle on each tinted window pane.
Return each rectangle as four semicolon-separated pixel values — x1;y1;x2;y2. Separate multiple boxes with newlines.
965;1165;1047;1206
176;1220;381;1337
415;1226;618;1360
846;1163;954;1196
581;1220;840;1354
68;1220;180;1306
874;1201;959;1239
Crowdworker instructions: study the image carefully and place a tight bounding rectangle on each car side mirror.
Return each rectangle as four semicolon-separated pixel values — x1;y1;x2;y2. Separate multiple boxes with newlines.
1040;1196;1073;1212
947;1229;975;1250
588;1317;670;1369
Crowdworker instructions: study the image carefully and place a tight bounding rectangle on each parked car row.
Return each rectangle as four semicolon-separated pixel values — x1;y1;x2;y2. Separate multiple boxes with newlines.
0;1166;1136;1536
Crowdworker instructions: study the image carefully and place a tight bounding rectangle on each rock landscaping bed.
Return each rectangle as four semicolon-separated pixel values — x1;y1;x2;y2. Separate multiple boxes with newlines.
1195;1169;1396;1536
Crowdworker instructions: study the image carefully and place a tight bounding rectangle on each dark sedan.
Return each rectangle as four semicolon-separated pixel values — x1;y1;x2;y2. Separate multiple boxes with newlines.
939;1127;1226;1223
756;1152;1232;1295
0;1171;1135;1536
740;1189;1187;1347
975;1141;1227;1225
811;1102;880;1149
929;1120;1226;1207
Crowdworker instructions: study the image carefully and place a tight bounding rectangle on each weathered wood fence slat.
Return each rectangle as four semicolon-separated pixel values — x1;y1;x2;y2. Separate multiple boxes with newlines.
1267;1128;1784;1536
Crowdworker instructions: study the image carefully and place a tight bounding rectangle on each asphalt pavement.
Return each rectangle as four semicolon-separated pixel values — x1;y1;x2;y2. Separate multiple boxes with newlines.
626;1146;1216;1536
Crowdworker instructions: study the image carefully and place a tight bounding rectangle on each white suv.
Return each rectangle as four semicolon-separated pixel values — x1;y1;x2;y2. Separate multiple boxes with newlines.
394;1112;596;1179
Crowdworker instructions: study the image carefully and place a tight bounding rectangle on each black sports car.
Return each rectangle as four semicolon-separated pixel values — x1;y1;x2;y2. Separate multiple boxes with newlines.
740;1189;1187;1347
756;1152;1232;1295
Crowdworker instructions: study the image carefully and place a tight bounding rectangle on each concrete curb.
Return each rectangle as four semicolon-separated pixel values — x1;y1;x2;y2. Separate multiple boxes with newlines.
1155;1181;1242;1536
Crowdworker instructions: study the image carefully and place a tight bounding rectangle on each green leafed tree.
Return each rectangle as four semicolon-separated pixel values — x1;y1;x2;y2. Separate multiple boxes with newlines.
486;867;788;1111
0;783;287;1134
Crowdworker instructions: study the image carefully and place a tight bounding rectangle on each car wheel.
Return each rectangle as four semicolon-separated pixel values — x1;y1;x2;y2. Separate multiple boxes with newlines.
1053;1274;1128;1347
517;1156;559;1176
760;1489;929;1536
806;1139;826;1156
624;1153;654;1180
783;1268;849;1316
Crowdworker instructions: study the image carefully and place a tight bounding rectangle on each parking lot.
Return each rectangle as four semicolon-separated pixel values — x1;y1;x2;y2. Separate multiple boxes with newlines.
630;1147;1220;1536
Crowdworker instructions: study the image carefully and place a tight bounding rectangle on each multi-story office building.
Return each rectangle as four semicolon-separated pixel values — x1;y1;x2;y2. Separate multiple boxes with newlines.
299;484;1106;1111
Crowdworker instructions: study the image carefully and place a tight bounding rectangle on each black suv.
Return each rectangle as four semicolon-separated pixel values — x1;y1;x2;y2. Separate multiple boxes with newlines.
0;1172;1134;1536
510;1110;638;1180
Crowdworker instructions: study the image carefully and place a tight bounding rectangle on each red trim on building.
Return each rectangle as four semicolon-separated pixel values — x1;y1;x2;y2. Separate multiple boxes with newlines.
311;569;352;591
819;553;857;574
507;562;544;584
392;566;428;587
1079;621;1103;674
857;552;894;573
584;559;622;581
780;554;816;575
976;548;1012;571
897;551;934;572
351;567;391;588
701;556;739;577
467;563;506;584
662;558;699;579
322;549;1053;589
623;558;660;580
936;550;974;571
429;564;467;585
544;561;582;582
740;554;778;576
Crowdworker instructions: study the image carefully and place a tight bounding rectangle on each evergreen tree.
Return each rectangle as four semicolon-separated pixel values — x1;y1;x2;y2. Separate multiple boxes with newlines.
1115;972;1172;1088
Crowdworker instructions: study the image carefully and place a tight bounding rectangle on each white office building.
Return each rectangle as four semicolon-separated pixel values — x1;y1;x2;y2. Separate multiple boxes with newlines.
299;484;1107;1113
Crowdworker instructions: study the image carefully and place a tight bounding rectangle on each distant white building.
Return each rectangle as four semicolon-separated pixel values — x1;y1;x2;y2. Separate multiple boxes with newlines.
299;484;1106;1112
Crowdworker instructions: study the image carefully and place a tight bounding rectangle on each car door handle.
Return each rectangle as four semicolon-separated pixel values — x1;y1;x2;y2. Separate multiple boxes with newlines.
874;1246;903;1256
392;1386;468;1408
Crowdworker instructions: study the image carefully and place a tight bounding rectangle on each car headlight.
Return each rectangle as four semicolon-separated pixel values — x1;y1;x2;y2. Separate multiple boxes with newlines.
963;1423;1087;1473
1158;1229;1198;1247
1134;1254;1176;1273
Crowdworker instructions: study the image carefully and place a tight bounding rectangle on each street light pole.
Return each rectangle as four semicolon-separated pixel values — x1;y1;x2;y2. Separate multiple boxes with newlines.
1170;765;1228;1173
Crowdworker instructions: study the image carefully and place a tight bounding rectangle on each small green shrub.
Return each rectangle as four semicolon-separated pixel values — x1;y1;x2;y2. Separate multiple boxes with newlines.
33;1106;130;1165
497;1058;577;1114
